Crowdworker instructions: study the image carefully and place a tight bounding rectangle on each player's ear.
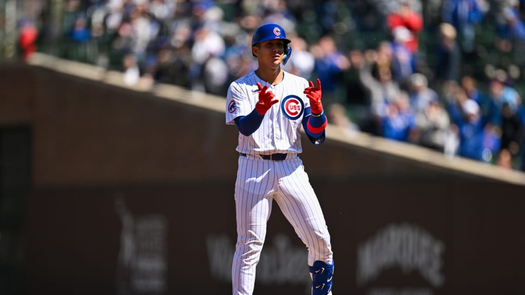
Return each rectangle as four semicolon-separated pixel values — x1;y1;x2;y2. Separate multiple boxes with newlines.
252;45;258;57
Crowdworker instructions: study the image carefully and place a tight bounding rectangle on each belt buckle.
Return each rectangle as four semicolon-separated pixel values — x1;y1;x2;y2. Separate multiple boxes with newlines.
270;153;286;161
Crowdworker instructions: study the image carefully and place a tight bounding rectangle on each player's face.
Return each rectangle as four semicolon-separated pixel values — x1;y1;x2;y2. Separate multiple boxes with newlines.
254;40;285;66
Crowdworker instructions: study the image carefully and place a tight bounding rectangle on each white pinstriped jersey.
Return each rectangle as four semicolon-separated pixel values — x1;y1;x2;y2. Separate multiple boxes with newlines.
225;71;311;155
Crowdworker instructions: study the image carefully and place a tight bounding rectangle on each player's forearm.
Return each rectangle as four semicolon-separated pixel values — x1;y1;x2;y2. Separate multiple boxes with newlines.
305;111;327;138
234;108;265;136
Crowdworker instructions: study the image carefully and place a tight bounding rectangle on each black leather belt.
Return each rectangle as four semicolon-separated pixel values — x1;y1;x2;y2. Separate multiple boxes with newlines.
240;153;288;161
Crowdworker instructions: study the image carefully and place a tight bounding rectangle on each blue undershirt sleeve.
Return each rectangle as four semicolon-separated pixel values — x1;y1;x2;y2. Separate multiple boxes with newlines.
234;108;265;136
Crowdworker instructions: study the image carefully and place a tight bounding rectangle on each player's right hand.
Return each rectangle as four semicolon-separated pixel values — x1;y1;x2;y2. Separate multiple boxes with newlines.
255;82;279;115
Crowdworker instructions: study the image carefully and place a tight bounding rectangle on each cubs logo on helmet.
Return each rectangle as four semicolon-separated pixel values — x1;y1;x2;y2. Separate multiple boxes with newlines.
228;100;237;113
281;95;304;120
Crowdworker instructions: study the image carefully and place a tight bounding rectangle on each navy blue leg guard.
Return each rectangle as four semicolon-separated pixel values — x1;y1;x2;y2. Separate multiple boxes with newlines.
309;261;334;295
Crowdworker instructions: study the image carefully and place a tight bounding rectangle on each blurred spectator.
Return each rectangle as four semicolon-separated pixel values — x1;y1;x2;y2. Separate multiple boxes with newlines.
486;70;521;126
407;73;439;113
346;1;384;32
312;0;344;37
190;25;226;92
60;0;92;61
122;53;141;86
261;0;296;34
310;35;350;107
441;0;487;53
386;0;423;54
435;23;461;90
18;19;38;61
67;15;94;62
461;75;484;106
327;103;359;137
357;45;402;135
372;41;395;75
62;0;83;37
444;124;461;157
128;3;158;66
495;0;525;52
104;1;126;37
381;91;417;142
390;26;416;88
70;16;91;43
153;47;177;84
201;4;227;33
87;2;109;48
202;55;229;95
148;0;177;22
282;34;315;79
483;123;502;163
447;84;464;120
222;23;253;83
441;83;464;157
168;30;193;89
342;50;369;131
109;21;135;70
497;148;514;169
500;102;523;160
456;99;487;161
413;97;451;152
364;0;423;17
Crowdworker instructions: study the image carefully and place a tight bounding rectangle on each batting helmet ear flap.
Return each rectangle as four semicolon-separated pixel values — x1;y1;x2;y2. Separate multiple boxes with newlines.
283;45;292;66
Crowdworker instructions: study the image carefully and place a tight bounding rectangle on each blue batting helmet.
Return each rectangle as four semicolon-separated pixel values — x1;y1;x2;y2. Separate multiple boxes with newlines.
252;23;291;46
251;23;292;65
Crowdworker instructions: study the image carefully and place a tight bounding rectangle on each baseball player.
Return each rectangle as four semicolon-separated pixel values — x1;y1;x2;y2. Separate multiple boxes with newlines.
225;23;334;295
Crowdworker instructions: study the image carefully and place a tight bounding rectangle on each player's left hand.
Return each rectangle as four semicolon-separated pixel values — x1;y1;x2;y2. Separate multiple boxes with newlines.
304;78;323;115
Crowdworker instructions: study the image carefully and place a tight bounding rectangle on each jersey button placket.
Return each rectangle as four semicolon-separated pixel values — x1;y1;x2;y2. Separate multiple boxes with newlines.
274;86;282;143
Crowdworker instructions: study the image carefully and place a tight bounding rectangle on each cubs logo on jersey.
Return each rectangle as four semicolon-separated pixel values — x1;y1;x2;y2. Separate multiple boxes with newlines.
281;95;304;120
228;100;237;113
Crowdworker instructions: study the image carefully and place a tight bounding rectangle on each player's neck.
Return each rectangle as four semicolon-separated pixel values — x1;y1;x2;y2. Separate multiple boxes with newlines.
255;68;283;85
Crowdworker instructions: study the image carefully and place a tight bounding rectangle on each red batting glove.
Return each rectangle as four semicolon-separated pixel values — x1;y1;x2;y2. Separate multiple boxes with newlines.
304;78;323;115
255;82;279;115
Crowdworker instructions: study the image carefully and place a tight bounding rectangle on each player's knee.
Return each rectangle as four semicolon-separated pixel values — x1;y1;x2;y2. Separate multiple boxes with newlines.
309;260;334;295
236;233;265;255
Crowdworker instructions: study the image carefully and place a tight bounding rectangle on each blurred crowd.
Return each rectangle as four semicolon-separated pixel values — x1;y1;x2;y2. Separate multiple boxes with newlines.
13;0;525;171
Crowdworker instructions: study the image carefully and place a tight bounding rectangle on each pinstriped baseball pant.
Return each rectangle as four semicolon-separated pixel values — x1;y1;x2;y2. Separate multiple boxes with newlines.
231;154;333;295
